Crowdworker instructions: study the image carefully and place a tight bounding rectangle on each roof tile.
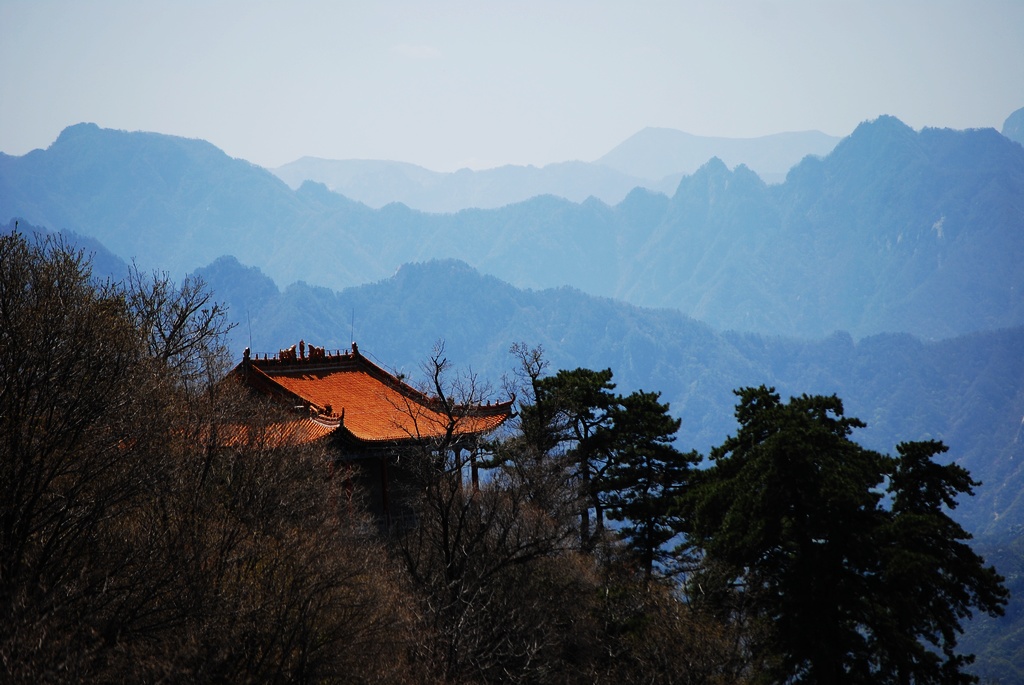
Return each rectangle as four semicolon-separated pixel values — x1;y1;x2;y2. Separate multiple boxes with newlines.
231;346;512;445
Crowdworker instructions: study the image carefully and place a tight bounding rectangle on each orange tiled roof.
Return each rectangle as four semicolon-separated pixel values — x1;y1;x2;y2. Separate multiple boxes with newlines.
231;343;513;445
216;416;341;449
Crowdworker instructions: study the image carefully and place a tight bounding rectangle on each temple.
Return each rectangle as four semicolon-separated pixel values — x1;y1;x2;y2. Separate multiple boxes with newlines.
226;340;515;525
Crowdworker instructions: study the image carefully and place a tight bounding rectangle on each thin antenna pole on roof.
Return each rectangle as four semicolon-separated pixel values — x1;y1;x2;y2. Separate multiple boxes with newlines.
247;309;253;350
350;308;355;345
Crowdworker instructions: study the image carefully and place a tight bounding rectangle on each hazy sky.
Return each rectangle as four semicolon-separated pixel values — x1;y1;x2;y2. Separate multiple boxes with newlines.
2;1;1022;171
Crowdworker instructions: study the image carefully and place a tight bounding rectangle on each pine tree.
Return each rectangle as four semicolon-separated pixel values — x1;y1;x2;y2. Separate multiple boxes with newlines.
872;440;1009;684
602;390;699;580
526;367;618;547
688;386;1008;685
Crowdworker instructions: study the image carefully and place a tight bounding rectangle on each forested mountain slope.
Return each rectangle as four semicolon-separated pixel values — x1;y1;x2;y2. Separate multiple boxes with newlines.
190;254;1024;540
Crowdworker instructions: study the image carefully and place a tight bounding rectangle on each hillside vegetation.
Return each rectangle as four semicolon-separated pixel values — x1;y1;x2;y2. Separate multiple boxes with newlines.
1;232;1011;684
187;255;1024;541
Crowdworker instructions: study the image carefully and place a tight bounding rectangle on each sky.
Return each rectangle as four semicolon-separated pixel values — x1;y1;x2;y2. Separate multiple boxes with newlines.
2;1;1023;172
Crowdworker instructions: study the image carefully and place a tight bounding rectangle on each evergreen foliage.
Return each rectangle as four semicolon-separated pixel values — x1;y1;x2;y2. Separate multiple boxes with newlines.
688;387;1009;684
602;389;699;579
876;441;1011;683
531;367;618;546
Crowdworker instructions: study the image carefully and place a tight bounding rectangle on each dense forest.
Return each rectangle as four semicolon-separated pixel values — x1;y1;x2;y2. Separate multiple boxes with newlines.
2;230;1011;683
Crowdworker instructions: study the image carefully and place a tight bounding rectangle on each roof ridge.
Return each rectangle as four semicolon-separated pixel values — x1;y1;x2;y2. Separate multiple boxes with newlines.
230;341;514;445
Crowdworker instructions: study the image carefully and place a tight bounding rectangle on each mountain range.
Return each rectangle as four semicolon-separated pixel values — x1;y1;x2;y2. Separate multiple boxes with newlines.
270;128;840;212
3;116;1023;340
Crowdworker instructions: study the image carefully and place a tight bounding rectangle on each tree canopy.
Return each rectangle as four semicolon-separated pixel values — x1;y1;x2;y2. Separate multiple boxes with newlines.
0;232;407;682
602;389;699;580
687;386;1009;685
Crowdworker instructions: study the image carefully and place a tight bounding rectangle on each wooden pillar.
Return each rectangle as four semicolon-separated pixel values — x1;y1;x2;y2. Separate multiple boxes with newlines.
451;447;462;491
380;455;390;525
471;446;480;491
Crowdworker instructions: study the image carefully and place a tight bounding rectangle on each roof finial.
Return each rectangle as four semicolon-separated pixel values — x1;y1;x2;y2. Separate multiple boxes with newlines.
351;341;359;355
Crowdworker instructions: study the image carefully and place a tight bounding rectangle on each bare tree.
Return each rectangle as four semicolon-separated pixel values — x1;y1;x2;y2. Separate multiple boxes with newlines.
144;387;415;683
0;232;176;680
1;232;414;683
392;342;594;683
125;264;235;394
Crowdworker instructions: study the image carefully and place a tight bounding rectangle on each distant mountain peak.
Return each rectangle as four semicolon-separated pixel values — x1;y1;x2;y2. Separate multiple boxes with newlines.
699;156;730;173
47;122;234;165
393;258;483;284
54;121;101;140
851;114;916;136
1003;106;1024;145
596;127;841;183
825;115;921;170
